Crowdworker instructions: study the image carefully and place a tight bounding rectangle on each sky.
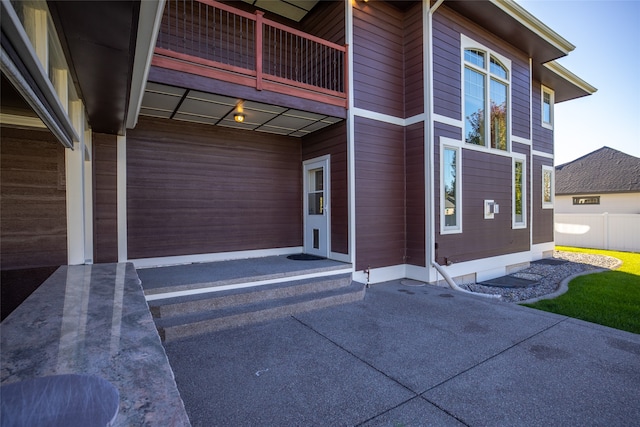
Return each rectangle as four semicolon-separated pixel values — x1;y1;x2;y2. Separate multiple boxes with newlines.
516;0;640;166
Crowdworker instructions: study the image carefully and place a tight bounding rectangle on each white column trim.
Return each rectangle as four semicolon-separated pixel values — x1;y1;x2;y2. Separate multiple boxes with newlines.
83;126;94;263
346;0;355;265
117;135;128;262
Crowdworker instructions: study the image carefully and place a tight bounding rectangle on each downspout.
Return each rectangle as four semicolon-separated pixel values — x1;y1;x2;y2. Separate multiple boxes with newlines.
432;261;501;299
425;0;444;282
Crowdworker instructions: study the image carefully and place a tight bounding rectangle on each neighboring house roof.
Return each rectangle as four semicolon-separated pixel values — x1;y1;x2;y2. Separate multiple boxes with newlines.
555;147;640;195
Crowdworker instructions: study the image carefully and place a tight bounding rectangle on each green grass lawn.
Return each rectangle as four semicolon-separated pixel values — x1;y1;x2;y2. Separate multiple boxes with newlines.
522;246;640;334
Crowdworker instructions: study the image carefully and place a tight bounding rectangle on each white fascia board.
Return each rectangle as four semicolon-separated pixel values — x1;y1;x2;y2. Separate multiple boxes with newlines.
493;0;575;55
126;0;166;130
543;61;598;96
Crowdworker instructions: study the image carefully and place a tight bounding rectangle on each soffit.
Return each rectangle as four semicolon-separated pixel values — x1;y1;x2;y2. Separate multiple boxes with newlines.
140;82;343;137
537;61;597;103
444;0;573;64
48;0;141;135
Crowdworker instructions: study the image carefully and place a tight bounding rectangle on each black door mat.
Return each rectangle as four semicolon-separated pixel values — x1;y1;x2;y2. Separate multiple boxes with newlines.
287;254;326;261
532;258;568;266
478;275;538;288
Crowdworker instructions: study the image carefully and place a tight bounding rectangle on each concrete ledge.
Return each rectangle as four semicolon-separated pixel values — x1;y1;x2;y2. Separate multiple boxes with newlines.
0;263;191;426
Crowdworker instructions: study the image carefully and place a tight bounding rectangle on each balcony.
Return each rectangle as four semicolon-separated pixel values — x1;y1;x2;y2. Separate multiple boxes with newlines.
152;0;348;109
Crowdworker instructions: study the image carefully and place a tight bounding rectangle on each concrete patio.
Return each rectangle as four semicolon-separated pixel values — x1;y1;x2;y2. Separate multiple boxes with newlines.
164;280;640;426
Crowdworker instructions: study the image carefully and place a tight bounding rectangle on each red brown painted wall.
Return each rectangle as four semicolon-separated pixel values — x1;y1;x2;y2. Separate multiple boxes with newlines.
301;0;345;45
126;116;302;259
354;117;405;270
302;121;349;255
93;133;118;263
0;127;67;269
403;2;424;118
406;122;426;267
352;1;405;117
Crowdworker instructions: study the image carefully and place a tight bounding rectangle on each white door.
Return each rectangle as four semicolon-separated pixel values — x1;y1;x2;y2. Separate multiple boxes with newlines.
303;156;330;257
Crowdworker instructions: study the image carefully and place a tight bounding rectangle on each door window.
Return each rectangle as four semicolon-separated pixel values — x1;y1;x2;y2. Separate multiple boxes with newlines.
308;168;324;215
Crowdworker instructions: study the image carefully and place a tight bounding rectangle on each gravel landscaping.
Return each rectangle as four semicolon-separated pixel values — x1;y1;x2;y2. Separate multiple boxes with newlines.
458;250;622;303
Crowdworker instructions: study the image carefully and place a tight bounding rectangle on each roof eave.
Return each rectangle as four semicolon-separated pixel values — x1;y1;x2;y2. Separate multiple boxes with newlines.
444;0;574;64
491;0;576;55
540;61;597;103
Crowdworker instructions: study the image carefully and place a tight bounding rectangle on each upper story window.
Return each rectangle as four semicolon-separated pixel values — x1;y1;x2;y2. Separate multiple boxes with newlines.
542;86;554;129
462;36;511;152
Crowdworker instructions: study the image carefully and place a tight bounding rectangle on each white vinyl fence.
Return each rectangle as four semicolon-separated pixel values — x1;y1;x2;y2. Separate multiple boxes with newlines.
555;213;640;253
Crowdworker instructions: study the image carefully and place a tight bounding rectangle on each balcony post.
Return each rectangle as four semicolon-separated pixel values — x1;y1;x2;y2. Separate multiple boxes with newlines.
255;10;264;91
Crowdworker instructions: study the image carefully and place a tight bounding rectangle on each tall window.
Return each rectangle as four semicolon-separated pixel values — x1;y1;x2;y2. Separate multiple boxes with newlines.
513;157;526;228
542;86;554;129
542;165;554;209
441;143;461;233
463;38;510;151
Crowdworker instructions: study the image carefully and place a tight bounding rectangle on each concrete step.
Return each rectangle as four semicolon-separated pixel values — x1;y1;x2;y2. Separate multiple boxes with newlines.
140;255;352;296
149;274;352;319
155;280;365;342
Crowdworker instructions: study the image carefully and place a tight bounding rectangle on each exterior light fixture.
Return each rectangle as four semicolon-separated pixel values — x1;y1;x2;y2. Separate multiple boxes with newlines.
234;113;245;123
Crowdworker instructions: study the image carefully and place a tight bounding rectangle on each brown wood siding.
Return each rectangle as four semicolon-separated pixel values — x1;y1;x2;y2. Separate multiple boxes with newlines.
126;116;302;259
1;127;67;269
434;121;463;142
532;80;553;154
404;2;424;117
92;133;118;263
432;7;531;138
532;155;554;244
354;117;405;270
434;148;529;264
301;0;345;45
406;122;426;267
352;1;405;117
432;10;462;120
302;121;348;255
511;60;531;140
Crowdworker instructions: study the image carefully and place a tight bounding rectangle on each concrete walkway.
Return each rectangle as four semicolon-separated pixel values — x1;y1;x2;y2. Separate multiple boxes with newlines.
164;281;640;426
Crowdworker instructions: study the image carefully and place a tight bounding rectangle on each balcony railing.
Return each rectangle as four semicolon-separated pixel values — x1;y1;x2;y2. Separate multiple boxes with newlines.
153;0;348;108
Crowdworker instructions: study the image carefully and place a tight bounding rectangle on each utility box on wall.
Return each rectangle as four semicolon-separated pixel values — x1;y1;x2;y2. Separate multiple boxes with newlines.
484;200;499;219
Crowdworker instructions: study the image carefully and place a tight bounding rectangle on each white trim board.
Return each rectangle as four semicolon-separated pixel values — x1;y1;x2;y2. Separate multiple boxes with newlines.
132;247;304;269
351;107;425;128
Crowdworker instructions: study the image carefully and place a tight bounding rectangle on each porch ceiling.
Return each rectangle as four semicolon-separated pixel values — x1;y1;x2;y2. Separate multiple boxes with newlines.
240;0;319;22
140;82;343;137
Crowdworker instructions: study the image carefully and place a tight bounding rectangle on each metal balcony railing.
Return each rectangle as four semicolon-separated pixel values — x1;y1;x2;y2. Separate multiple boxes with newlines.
154;0;348;107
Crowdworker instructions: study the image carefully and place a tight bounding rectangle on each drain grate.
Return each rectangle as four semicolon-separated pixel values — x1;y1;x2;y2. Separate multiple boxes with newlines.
478;275;538;288
532;258;568;266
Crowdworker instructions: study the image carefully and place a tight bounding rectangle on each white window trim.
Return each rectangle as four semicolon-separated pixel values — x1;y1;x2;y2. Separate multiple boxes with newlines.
541;85;554;130
512;154;527;229
440;137;462;234
461;34;512;153
542;165;555;209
